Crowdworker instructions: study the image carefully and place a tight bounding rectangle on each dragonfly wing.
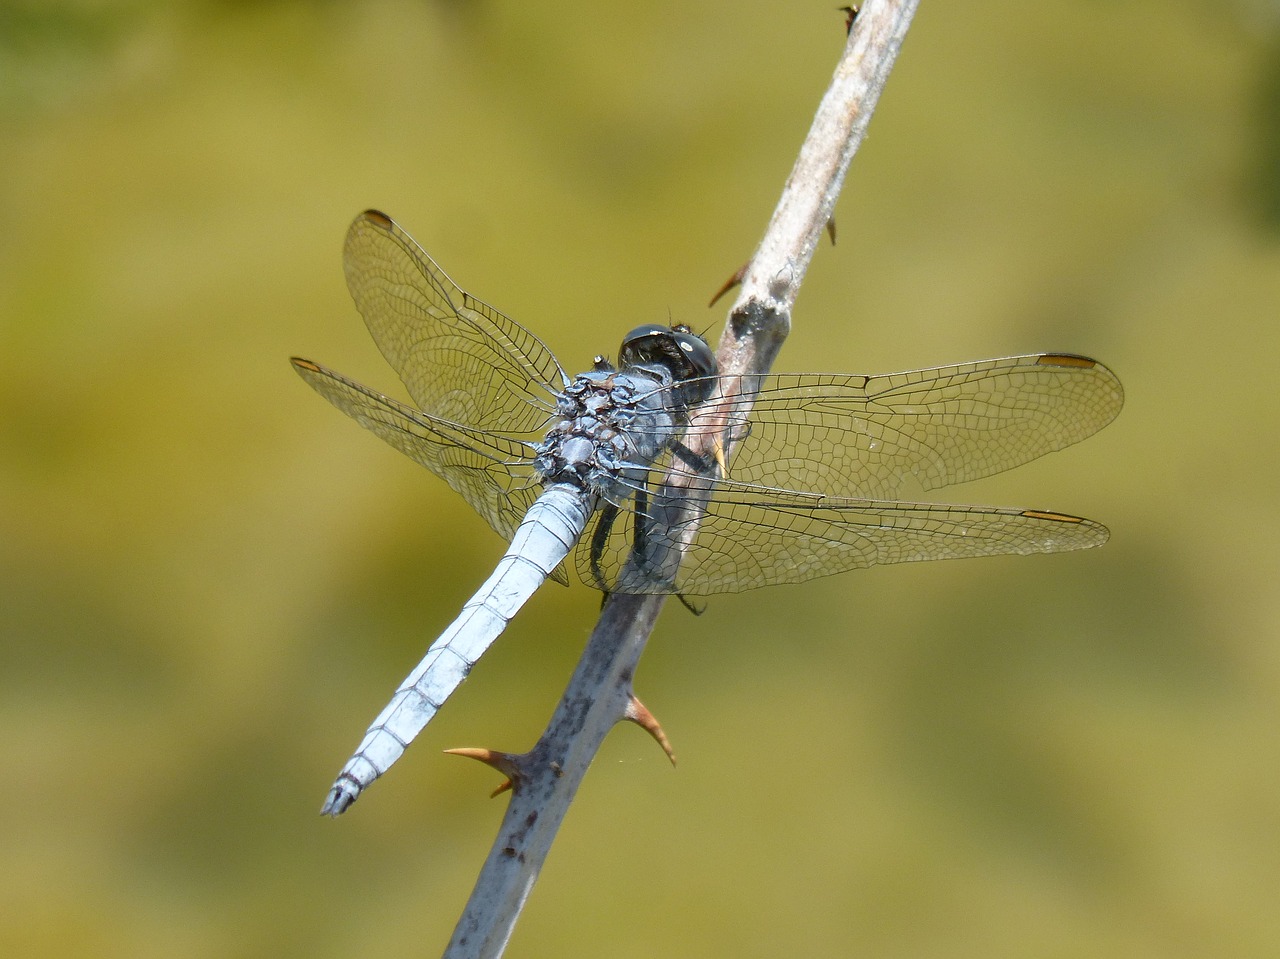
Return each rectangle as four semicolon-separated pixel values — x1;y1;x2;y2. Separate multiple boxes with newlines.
692;354;1122;499
343;210;568;433
291;358;549;556
664;481;1109;596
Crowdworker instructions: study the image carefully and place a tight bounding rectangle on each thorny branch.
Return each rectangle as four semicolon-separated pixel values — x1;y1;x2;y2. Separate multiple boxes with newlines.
442;3;919;957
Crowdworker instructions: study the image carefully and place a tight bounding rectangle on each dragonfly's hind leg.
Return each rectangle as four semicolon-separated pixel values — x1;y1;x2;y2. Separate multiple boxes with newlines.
588;466;710;614
674;592;706;616
629;484;707;615
589;501;621;601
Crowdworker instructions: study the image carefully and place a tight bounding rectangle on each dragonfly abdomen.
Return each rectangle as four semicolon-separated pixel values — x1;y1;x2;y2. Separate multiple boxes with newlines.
320;483;593;815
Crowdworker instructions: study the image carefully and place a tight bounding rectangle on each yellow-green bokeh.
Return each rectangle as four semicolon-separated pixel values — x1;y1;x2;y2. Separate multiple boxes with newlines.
3;1;1279;956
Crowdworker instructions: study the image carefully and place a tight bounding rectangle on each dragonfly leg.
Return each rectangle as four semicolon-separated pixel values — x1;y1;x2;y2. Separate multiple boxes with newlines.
627;483;707;615
669;439;716;475
589;500;621;593
632;483;652;564
675;592;706;616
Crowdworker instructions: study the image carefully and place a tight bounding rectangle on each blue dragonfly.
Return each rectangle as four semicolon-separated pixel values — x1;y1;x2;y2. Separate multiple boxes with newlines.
293;210;1123;815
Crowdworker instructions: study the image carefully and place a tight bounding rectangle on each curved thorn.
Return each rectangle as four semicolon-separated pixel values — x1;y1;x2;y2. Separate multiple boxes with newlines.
708;262;747;308
624;695;677;767
488;779;514;799
444;747;523;795
712;436;729;479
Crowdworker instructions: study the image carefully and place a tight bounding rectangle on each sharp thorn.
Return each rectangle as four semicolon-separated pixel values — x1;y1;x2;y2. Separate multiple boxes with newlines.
489;778;513;799
624;694;677;767
443;747;523;795
708;262;747;308
712;436;729;479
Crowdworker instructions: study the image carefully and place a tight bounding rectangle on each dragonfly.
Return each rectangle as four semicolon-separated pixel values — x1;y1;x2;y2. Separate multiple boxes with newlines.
294;210;1124;816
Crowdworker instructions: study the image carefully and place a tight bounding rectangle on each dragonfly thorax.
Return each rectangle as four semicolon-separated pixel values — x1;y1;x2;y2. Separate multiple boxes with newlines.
534;368;683;498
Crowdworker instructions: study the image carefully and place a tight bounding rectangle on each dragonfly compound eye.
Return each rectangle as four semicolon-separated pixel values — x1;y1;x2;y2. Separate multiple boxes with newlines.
618;324;717;388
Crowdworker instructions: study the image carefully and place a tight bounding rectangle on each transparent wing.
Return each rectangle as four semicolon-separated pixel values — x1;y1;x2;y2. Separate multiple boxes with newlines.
575;470;1107;597
291;358;555;572
673;485;1107;595
572;353;1121;595
685;353;1123;499
342;210;568;433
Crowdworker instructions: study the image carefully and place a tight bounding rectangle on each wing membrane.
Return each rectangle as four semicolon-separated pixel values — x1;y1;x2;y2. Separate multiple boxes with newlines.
292;358;547;551
683;354;1122;500
578;469;1108;597
672;483;1108;595
305;216;1123;599
342;210;568;433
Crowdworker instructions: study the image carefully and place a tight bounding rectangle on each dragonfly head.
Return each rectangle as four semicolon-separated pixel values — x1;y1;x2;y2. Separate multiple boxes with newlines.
617;324;717;406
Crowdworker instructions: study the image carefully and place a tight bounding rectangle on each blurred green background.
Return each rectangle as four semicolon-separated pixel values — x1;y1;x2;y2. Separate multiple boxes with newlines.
4;0;1279;956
